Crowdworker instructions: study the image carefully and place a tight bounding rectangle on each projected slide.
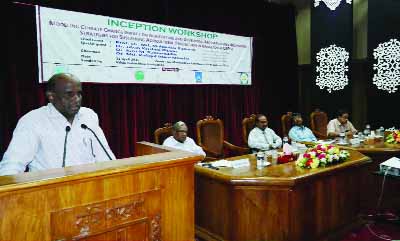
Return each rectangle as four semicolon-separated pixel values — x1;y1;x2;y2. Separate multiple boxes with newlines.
36;6;253;85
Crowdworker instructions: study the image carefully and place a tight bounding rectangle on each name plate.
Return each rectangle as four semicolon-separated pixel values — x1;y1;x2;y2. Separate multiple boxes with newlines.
230;158;250;168
202;159;251;169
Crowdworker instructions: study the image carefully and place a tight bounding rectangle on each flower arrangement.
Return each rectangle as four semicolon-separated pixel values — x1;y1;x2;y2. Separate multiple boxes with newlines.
295;144;350;169
385;130;400;144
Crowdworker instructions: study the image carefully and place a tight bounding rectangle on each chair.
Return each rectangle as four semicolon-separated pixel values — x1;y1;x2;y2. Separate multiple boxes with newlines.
310;110;328;139
242;114;257;146
154;123;173;145
197;116;249;159
281;112;293;137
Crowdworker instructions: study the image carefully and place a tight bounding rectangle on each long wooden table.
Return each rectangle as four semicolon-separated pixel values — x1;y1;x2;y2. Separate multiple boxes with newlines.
0;142;203;241
338;141;400;210
339;141;400;155
195;150;371;241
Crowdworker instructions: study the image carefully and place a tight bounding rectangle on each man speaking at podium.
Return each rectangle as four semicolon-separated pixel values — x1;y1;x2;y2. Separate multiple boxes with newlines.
0;73;115;176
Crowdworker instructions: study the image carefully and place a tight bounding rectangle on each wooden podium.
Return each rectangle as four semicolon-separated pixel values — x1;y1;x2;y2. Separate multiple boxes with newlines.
0;142;203;241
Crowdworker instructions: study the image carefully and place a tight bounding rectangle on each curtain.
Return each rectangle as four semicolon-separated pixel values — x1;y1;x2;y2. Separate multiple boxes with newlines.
0;0;298;158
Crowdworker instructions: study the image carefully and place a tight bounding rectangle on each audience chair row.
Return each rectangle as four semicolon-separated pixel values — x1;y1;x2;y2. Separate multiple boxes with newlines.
154;110;328;159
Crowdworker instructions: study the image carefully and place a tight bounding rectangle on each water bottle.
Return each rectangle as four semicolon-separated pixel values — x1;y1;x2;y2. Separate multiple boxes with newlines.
379;126;385;137
339;132;345;143
264;151;272;166
364;124;371;136
358;131;364;140
270;150;278;165
256;151;264;169
290;139;297;151
283;136;289;145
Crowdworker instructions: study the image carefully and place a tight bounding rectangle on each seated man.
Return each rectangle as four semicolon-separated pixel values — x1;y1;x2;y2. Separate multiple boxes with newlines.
163;121;206;157
288;113;317;142
0;73;116;176
327;109;358;138
248;114;282;151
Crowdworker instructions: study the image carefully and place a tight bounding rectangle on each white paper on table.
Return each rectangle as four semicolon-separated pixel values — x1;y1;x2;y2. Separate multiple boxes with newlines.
349;138;361;145
294;143;306;148
316;139;336;144
210;159;251;168
230;158;251;168
210;159;232;167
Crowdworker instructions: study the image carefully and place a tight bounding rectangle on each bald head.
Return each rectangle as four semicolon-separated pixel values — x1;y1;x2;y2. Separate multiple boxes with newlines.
46;73;82;123
46;73;80;93
172;121;188;143
173;121;187;131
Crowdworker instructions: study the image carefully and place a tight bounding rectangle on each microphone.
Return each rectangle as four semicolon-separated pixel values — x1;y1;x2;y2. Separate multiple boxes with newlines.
81;124;112;160
62;126;71;167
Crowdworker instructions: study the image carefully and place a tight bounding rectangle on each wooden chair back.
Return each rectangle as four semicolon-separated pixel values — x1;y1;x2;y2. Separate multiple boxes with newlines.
310;110;328;139
281;112;294;137
196;116;224;158
242;114;256;146
154;123;173;145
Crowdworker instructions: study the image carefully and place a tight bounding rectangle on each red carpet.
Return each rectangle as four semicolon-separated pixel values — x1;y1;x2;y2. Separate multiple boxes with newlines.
342;221;400;241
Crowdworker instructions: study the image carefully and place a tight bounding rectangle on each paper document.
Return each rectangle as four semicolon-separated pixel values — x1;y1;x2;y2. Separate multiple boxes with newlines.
211;160;232;167
316;139;336;144
210;159;251;168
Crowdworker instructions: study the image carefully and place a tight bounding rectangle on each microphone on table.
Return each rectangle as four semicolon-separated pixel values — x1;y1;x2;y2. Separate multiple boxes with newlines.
62;126;71;167
81;124;112;160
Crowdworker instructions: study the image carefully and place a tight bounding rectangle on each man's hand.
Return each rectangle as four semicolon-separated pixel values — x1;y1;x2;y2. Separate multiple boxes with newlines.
345;130;353;138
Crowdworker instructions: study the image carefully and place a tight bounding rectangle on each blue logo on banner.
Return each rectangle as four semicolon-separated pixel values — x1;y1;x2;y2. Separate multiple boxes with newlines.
195;71;202;83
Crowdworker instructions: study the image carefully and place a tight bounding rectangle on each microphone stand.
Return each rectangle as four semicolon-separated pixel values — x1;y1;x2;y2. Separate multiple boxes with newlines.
81;124;112;160
62;126;71;167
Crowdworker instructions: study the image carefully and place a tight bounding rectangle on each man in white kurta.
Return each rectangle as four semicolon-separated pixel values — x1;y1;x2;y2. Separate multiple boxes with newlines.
0;73;115;176
248;114;282;151
163;121;205;157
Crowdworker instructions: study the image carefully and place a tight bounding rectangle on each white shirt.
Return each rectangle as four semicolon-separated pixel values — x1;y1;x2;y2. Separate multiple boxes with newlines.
0;103;116;176
327;119;357;136
163;136;206;157
248;127;282;150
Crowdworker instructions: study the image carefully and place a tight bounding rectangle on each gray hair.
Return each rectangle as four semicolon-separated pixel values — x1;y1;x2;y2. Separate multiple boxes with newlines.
173;121;186;131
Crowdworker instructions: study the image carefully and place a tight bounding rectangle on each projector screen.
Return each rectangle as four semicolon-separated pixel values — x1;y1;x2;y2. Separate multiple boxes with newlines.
36;6;253;85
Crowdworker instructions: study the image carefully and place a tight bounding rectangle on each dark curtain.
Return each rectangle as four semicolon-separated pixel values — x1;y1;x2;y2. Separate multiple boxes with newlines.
310;1;354;119
0;0;298;159
366;0;400;129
